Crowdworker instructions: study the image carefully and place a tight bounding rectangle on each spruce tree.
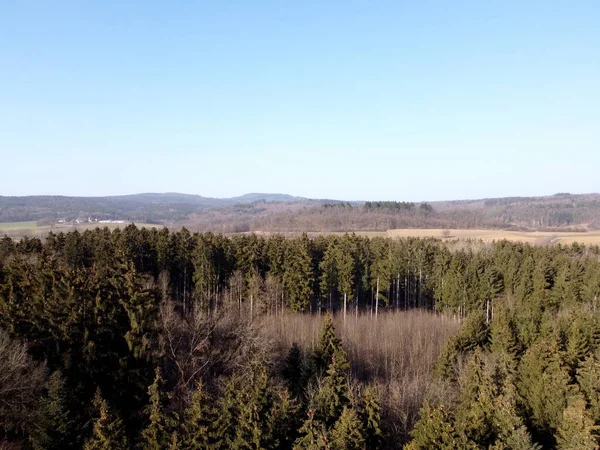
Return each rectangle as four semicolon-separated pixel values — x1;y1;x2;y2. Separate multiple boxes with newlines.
140;368;172;450
406;401;466;450
183;380;214;449
491;379;540;450
556;395;599;450
577;353;600;423
329;407;365;450
83;390;128;450
283;343;305;399
293;410;329;450
312;314;343;375
211;377;243;449
518;338;573;446
233;371;276;449
360;386;382;450
30;370;74;450
312;348;351;427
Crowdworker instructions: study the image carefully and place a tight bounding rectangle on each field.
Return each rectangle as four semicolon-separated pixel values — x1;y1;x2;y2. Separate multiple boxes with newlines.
0;221;160;239
386;228;600;245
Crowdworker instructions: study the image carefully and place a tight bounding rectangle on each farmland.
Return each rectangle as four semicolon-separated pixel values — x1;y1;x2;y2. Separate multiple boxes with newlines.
0;221;159;239
386;228;600;245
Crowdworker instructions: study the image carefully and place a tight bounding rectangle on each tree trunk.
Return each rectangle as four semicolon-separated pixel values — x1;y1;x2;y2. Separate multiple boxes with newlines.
375;276;379;319
343;292;347;323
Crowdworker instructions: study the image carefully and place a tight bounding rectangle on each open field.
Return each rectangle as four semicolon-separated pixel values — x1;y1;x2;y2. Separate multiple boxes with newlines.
0;221;160;239
0;221;38;230
386;228;600;246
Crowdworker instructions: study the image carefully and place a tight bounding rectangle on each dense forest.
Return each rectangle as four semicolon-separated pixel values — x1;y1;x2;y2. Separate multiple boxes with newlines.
3;193;600;234
2;226;600;448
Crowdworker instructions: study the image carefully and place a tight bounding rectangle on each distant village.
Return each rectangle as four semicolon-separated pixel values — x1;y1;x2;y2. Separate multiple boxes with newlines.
57;217;127;225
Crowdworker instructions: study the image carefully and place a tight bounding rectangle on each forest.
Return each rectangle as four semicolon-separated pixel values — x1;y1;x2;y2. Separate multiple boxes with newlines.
3;192;600;234
2;226;600;448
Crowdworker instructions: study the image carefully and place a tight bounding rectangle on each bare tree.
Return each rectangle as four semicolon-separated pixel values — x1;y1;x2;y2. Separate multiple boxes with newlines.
158;301;216;391
0;329;47;435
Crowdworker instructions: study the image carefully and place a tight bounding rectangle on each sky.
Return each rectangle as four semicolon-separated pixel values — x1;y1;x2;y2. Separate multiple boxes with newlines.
1;1;599;201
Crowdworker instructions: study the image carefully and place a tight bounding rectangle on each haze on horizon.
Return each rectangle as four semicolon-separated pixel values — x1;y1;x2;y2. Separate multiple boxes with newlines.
2;1;598;202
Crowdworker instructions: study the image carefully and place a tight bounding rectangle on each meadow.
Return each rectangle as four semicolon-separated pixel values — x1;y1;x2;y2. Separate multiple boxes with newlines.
386;227;600;245
0;221;159;239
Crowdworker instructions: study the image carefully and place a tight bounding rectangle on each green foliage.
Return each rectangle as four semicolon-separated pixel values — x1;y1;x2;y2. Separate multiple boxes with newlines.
182;381;214;449
83;390;128;450
556;395;599;450
517;339;572;445
406;402;465;450
329;407;365;450
140;369;174;450
577;353;600;423
30;370;74;450
312;349;352;427
283;343;305;399
293;410;329;450
360;386;382;450
311;314;343;375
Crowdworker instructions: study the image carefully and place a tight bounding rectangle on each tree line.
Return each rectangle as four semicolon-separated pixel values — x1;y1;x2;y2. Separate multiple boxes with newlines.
2;226;600;448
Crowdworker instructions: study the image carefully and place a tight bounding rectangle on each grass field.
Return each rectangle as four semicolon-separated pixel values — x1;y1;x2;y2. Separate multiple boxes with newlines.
0;221;160;238
386;228;600;246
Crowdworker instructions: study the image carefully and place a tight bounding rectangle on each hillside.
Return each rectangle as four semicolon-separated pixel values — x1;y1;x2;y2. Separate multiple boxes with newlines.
2;192;600;233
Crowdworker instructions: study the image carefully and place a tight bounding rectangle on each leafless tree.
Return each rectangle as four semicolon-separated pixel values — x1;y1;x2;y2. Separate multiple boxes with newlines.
0;329;47;435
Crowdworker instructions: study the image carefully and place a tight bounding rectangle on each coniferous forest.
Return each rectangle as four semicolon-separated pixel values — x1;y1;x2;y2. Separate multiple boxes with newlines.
2;225;600;448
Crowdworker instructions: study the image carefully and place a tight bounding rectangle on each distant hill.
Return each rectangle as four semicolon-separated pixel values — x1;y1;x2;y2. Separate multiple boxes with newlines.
0;192;313;223
2;192;600;232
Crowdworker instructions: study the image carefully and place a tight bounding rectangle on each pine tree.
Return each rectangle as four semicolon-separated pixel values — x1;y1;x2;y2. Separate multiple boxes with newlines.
293;410;329;450
490;305;520;357
454;349;496;446
312;348;352;427
233;371;276;449
329;407;365;450
312;314;343;375
577;353;600;423
556;395;599;450
491;379;540;450
406;401;468;450
140;368;172;450
211;377;243;449
30;370;74;450
566;318;590;372
183;380;214;449
360;386;382;450
518;339;572;445
83;390;128;450
271;389;301;450
283;343;305;399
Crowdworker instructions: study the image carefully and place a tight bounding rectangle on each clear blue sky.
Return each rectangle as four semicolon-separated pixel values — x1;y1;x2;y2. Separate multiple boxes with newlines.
1;1;598;201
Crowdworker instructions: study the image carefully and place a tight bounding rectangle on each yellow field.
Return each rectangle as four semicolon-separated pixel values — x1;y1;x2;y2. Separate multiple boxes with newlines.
386;228;600;246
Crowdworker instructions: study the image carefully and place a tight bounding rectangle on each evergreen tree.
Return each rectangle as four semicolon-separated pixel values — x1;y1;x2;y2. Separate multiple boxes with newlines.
518;339;572;446
293;410;329;450
140;368;173;450
577;353;600;423
233;371;276;449
312;349;351;427
491;378;540;450
329;407;365;450
283;343;305;399
211;377;243;449
406;402;467;450
183;380;214;449
83;390;128;450
30;370;74;450
360;386;382;450
311;314;343;375
556;395;599;450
